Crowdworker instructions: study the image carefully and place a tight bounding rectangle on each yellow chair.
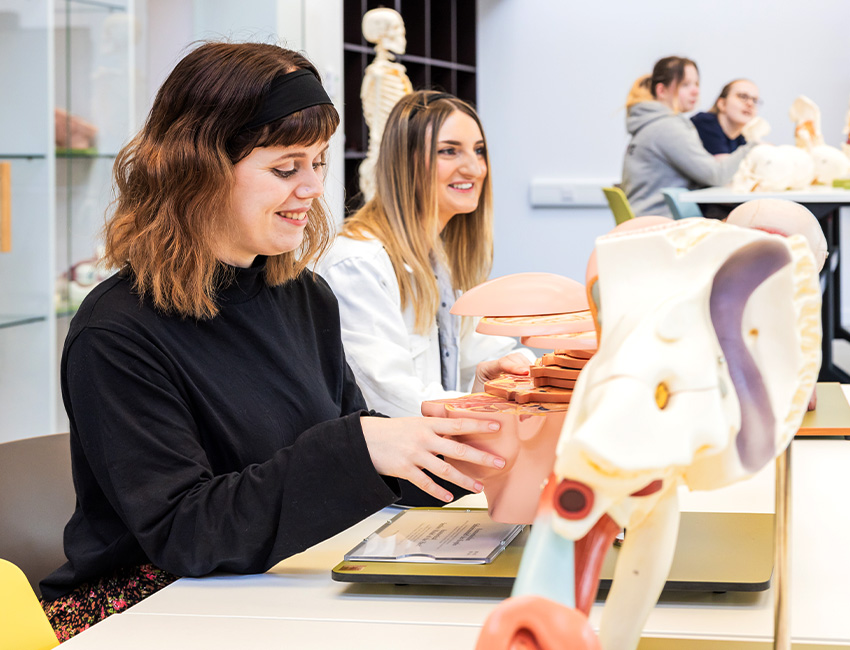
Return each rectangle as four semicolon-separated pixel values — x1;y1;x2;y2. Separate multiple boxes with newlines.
0;559;59;650
602;186;635;225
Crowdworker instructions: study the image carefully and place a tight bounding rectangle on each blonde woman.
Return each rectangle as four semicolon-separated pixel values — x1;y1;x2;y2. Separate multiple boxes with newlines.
621;56;756;218
317;91;532;428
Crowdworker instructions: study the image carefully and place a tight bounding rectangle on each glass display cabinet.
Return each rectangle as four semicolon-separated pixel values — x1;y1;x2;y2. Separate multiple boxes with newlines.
0;0;144;442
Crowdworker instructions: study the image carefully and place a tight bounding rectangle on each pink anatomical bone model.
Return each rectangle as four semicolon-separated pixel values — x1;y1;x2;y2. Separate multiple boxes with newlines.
421;394;568;524
476;216;821;650
420;272;596;525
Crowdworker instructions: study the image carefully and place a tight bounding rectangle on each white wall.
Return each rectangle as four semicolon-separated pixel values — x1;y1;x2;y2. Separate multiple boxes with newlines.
477;0;850;284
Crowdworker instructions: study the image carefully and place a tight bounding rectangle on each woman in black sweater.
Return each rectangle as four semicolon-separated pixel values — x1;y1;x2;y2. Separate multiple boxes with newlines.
40;41;506;640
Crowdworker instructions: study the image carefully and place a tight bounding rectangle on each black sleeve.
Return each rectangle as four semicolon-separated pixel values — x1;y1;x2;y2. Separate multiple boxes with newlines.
397;474;472;507
340;357;369;414
64;328;400;577
353;411;471;508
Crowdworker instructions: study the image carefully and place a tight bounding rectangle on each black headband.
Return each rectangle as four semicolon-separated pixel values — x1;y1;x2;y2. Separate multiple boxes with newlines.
241;69;333;131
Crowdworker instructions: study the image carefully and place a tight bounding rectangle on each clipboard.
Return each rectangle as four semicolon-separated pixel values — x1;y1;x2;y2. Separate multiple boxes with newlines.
343;508;523;565
333;509;774;593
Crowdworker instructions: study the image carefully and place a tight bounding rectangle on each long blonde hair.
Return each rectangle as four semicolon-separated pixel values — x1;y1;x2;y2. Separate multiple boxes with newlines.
341;91;493;333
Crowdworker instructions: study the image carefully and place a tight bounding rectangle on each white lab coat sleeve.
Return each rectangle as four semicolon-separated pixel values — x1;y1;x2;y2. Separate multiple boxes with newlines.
318;251;466;418
458;319;538;391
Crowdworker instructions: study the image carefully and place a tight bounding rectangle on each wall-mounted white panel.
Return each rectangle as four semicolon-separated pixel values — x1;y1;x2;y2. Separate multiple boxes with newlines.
529;179;614;208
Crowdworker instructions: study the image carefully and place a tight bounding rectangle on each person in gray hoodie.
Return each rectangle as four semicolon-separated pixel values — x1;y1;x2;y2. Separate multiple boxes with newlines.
621;56;756;218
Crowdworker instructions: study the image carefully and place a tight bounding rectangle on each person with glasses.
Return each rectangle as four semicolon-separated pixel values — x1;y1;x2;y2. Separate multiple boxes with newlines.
692;80;764;155
621;56;757;218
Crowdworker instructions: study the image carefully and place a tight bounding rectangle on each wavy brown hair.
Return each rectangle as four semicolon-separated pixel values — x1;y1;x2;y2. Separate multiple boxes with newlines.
104;41;339;319
340;91;493;334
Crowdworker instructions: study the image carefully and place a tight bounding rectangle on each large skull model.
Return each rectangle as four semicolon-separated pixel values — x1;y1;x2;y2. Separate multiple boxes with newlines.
731;144;815;191
810;144;850;185
476;217;821;650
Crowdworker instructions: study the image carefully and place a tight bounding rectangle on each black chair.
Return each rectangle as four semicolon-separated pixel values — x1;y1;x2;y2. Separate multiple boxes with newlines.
0;433;75;596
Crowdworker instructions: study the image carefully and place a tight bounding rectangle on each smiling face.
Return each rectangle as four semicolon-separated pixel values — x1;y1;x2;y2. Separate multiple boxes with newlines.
433;110;488;231
219;141;328;267
719;80;760;128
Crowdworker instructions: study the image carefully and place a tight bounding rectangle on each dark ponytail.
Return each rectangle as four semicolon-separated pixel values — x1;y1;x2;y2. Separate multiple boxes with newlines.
650;56;698;97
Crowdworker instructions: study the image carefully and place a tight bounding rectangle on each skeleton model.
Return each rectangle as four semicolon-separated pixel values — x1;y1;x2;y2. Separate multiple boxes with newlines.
789;95;825;149
789;96;850;184
475;213;822;650
359;8;412;202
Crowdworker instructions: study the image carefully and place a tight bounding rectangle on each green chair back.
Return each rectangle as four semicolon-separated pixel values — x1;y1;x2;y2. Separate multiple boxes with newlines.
602;186;635;225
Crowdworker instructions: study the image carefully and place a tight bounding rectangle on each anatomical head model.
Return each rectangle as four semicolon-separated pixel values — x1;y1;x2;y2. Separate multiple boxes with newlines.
423;273;594;525
477;215;821;649
725;198;827;271
731;94;850;191
731;144;815;191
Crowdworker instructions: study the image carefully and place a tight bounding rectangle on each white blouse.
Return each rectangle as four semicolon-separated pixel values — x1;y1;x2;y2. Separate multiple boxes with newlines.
315;235;533;417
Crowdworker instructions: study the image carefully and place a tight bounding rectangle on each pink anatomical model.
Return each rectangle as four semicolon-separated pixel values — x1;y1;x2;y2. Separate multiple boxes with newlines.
421;393;568;524
423;272;596;524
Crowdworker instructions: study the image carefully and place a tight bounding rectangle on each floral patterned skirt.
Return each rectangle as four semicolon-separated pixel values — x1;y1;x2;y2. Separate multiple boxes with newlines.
41;563;178;642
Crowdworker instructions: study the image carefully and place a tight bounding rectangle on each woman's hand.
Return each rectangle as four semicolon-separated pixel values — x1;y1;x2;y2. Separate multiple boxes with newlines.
471;352;532;394
360;416;506;502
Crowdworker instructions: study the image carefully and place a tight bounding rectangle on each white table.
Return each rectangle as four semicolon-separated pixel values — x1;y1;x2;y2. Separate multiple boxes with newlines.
681;186;850;384
678;187;850;209
59;435;850;649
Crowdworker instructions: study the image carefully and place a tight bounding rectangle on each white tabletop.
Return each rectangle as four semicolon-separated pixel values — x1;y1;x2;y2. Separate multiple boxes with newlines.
679;186;850;204
58;435;850;649
53;612;486;650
